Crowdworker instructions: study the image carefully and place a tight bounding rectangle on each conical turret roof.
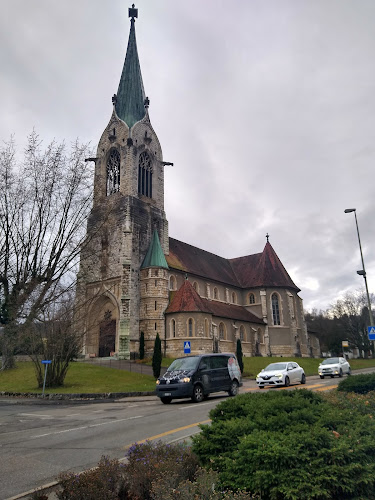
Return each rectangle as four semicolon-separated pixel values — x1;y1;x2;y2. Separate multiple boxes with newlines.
115;10;146;128
141;230;169;269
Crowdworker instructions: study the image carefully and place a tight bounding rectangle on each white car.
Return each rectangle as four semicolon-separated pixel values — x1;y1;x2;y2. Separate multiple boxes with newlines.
318;357;351;379
256;361;306;388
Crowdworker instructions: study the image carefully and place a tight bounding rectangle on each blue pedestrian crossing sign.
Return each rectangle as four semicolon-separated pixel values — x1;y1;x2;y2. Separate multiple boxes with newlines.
184;341;191;354
368;326;375;340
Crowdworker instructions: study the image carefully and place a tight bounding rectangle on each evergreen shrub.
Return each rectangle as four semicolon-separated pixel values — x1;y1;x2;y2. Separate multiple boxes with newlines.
152;333;162;379
192;390;375;499
236;339;244;374
337;372;375;394
139;331;145;360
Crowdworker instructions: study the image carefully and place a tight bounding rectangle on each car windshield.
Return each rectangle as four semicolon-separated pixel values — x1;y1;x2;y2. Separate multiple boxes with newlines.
321;358;339;365
263;363;287;371
167;356;199;372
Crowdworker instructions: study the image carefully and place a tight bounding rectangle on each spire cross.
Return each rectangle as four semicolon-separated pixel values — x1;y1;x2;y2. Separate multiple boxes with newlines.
266;233;269;242
129;4;138;21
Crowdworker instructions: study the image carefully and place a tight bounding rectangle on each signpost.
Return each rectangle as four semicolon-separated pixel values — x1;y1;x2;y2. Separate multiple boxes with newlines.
368;326;375;341
41;360;52;397
184;341;191;354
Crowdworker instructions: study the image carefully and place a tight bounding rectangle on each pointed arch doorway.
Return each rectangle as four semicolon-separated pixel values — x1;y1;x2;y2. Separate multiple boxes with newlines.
99;310;116;357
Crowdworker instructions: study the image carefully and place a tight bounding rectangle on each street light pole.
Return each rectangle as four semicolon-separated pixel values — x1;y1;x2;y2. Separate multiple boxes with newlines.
344;208;374;326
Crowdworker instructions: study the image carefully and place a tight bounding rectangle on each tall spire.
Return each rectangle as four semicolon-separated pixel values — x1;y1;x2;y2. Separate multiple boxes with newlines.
115;4;146;128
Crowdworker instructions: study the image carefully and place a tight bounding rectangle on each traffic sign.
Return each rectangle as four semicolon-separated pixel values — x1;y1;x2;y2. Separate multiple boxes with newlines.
368;327;375;340
42;360;52;364
184;341;191;354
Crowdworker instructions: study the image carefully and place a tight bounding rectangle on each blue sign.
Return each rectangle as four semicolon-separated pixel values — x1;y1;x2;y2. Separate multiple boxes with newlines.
42;360;52;364
184;341;191;354
368;327;375;340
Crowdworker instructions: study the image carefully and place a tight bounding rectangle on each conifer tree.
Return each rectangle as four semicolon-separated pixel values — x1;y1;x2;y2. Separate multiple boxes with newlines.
139;331;145;360
152;333;162;379
236;338;244;374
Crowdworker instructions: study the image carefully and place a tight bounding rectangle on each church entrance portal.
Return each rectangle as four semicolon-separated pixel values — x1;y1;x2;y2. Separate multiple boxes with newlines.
99;311;116;357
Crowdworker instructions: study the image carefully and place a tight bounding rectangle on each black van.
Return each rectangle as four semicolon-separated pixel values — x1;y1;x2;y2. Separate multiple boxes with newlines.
155;353;242;404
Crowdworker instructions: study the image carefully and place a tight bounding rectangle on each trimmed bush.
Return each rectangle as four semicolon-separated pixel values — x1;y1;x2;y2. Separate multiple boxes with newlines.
192;390;375;499
338;372;375;394
124;440;199;500
139;331;145;360
152;333;162;379
236;339;244;374
56;456;124;500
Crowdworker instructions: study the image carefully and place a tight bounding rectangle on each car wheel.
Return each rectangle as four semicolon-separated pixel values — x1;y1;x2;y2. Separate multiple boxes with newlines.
347;368;351;376
301;373;306;385
191;384;204;403
320;375;324;379
228;380;239;397
284;376;290;387
161;397;172;404
339;369;343;378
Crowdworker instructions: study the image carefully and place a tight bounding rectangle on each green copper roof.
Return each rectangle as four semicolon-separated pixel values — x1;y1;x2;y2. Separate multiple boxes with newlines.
141;230;169;269
115;17;146;128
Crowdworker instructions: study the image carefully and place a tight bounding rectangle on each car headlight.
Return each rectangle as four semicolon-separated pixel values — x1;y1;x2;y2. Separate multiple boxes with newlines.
276;374;283;379
156;380;160;385
181;377;191;383
256;373;261;378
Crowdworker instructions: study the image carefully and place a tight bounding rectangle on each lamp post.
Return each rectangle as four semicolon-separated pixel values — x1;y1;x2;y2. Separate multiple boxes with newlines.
344;208;374;327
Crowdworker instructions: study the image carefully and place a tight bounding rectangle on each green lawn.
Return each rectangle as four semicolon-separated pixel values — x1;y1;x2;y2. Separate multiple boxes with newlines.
0;362;156;394
243;356;375;378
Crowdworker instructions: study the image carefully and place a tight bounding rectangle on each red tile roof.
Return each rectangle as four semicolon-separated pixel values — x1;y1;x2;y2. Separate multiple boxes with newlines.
167;238;300;292
165;280;265;324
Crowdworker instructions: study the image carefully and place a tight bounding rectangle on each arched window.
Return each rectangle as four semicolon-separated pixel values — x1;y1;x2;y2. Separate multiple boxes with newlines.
171;319;176;338
138;152;152;197
240;325;245;342
219;322;225;340
232;292;237;304
213;287;218;300
188;318;194;337
106;148;120;196
169;275;176;291
248;293;255;304
193;281;199;293
272;293;281;325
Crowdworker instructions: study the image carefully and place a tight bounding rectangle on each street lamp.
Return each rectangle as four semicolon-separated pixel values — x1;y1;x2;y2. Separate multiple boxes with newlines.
344;208;374;326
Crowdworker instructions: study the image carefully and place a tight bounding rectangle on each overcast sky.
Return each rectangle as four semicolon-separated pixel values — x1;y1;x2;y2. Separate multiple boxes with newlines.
2;0;375;313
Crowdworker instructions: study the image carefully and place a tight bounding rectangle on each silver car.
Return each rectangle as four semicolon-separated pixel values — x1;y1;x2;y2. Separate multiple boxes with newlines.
256;361;306;388
318;357;351;379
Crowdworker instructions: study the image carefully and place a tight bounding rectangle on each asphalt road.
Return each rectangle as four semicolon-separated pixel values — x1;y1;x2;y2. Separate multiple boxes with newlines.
1;369;374;500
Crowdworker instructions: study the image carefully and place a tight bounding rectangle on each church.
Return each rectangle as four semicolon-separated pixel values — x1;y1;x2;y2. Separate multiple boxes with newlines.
76;5;320;360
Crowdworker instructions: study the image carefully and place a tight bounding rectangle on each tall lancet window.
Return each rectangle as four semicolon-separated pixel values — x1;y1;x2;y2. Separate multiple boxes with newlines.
272;293;281;325
106;149;120;196
138;152;152;198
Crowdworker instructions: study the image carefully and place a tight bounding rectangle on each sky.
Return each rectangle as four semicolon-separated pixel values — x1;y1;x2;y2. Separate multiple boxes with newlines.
1;0;375;313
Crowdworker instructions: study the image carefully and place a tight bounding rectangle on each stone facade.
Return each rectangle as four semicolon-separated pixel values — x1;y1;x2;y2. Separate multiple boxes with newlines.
76;9;320;360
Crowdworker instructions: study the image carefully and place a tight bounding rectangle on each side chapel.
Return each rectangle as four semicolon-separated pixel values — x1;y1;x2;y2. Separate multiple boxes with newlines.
76;5;320;360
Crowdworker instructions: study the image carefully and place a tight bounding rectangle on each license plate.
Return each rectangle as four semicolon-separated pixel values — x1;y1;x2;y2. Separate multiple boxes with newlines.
163;393;171;396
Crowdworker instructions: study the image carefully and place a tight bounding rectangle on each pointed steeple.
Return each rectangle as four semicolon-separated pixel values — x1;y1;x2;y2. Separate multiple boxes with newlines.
115;5;146;128
141;230;169;269
254;241;300;291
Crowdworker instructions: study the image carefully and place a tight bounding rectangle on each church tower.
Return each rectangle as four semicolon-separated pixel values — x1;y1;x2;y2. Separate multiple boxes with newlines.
77;5;168;359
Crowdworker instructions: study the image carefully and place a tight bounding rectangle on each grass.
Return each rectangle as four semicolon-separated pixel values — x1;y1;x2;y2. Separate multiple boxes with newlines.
242;356;375;378
0;361;156;394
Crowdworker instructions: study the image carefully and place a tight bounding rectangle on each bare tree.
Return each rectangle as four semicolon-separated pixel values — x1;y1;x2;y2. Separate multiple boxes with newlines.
0;132;93;370
329;290;374;357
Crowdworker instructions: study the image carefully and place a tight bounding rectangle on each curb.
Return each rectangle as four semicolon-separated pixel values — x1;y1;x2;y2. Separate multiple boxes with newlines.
0;390;156;401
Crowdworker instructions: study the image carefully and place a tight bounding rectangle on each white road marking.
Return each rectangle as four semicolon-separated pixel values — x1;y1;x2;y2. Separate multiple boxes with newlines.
31;415;142;438
178;402;214;410
19;413;52;418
